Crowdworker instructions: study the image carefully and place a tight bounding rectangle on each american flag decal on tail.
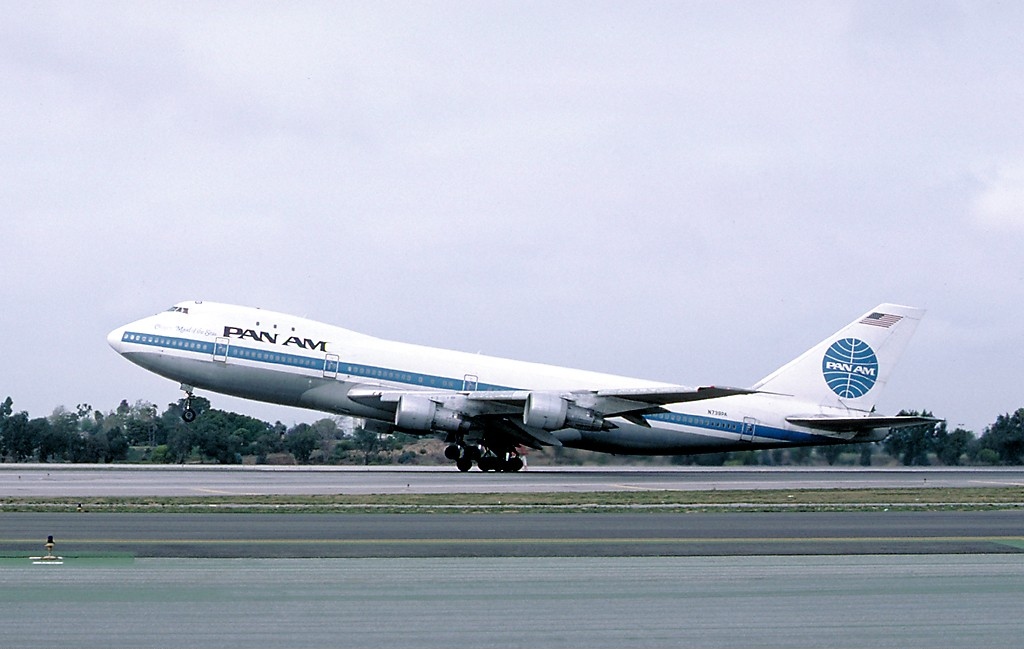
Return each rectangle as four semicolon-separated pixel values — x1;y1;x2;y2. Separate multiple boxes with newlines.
859;312;903;328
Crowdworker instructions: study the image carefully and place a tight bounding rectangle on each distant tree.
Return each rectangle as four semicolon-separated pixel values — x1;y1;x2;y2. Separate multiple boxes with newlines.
39;408;81;462
193;409;271;463
858;443;873;466
818;444;843;466
2;411;33;461
75;403;93;421
28;417;54;461
76;430;107;463
164;424;195;463
789;445;813;465
251;421;288;463
932;425;974;466
310;418;341;461
883;410;937;466
732;450;758;466
105;426;130;462
252;431;284;463
122;400;161;446
692;452;728;466
974;448;1001;465
329;436;357;463
192;413;235;464
286;424;319;464
977;409;1024;465
0;397;11;461
350;426;402;465
150;444;171;463
154;397;217;462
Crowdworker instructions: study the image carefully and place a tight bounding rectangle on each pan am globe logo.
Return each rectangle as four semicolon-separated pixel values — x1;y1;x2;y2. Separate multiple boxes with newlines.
822;338;879;399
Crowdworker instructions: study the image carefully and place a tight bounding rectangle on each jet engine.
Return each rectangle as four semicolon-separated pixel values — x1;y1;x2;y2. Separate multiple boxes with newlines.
394;395;466;433
523;392;604;431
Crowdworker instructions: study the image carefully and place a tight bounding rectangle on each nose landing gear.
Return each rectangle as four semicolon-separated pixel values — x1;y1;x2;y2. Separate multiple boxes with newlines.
180;384;197;423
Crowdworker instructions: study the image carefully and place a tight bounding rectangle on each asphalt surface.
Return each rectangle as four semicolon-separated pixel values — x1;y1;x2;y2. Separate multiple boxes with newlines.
5;473;1021;649
3;510;1022;558
6;555;1023;649
2;464;1022;496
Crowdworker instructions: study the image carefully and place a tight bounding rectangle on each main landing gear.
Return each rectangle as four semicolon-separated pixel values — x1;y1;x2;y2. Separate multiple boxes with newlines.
444;442;524;472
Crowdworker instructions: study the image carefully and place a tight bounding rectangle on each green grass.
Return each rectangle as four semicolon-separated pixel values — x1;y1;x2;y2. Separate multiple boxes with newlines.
1;486;1021;513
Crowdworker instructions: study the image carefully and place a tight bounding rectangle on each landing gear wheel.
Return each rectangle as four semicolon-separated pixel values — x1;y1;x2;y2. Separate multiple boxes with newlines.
456;457;473;472
181;408;197;423
506;456;524;472
444;444;461;461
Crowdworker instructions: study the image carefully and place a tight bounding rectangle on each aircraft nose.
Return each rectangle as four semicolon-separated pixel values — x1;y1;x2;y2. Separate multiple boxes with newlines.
107;326;126;352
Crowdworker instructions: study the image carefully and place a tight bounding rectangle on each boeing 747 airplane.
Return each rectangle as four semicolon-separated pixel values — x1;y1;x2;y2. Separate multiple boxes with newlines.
107;301;933;471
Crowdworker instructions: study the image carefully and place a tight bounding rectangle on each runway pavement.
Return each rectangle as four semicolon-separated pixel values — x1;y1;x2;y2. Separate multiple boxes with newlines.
3;467;1021;559
1;464;1022;496
6;555;1023;649
3;510;1022;558
5;468;1020;649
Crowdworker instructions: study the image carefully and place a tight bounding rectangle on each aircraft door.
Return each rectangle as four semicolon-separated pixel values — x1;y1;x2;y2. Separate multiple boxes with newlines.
741;417;757;442
323;353;339;379
462;374;479;391
213;337;229;363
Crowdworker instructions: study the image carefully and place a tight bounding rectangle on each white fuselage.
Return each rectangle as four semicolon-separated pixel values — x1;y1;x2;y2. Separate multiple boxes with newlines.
107;301;883;455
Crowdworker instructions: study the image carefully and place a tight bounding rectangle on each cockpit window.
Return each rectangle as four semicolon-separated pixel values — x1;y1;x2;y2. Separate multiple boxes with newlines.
166;306;190;314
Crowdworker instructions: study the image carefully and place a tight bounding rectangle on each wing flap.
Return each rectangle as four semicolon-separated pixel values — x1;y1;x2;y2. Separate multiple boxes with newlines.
496;419;564;449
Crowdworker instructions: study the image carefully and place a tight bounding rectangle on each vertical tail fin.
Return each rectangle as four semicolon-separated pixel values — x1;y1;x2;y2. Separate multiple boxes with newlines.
752;304;925;411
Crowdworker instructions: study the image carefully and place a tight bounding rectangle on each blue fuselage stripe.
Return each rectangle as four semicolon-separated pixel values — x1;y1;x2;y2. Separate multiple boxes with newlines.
121;331;822;444
121;331;514;391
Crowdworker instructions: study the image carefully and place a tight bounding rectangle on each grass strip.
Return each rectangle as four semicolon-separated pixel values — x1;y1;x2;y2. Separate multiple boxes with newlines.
1;487;1021;513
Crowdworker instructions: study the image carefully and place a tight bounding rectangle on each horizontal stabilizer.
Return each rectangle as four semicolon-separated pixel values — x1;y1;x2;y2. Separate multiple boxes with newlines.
787;415;941;433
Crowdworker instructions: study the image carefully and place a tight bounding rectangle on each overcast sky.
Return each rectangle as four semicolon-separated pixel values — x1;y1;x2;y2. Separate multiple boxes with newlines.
2;1;1021;434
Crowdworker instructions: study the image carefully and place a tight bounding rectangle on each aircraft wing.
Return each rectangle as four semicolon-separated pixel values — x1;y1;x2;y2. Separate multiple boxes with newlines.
348;385;754;418
347;384;754;448
589;386;758;409
786;414;942;433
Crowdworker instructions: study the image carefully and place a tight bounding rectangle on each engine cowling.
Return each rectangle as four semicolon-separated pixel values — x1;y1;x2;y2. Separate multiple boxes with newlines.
523;392;605;431
394;395;465;433
523;392;567;429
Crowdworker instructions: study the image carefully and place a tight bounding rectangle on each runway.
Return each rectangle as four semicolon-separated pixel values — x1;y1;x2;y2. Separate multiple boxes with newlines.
3;511;1022;558
2;464;1022;496
4;469;1022;649
4;555;1023;649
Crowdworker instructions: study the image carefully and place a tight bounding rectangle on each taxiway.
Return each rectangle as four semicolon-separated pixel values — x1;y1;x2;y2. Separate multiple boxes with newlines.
1;464;1021;496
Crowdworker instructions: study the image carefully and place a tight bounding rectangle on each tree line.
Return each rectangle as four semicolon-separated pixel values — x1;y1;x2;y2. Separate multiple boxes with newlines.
1;395;1022;466
0;396;419;466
